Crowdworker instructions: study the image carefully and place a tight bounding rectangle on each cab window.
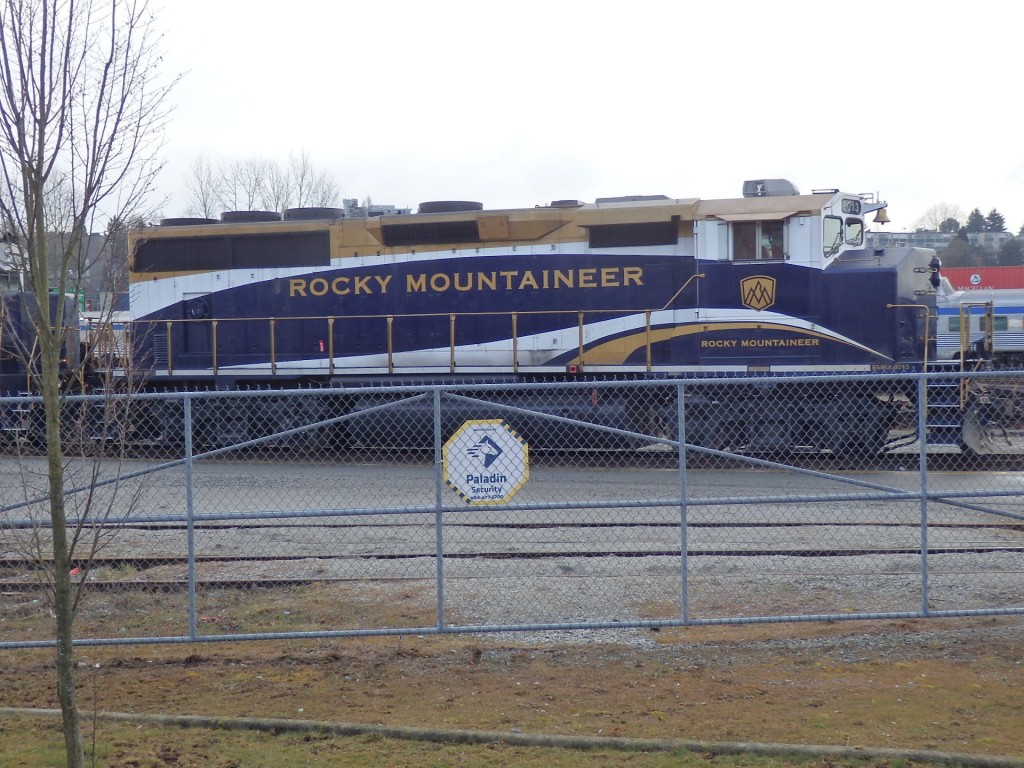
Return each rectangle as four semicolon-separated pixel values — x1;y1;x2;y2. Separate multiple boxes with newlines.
733;220;785;261
844;217;863;246
823;216;842;257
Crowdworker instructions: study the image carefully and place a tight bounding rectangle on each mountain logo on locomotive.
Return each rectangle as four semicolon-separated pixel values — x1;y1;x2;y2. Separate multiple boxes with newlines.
740;275;776;312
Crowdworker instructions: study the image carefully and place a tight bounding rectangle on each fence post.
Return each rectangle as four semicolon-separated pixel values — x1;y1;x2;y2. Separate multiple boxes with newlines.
433;387;445;631
184;393;198;640
677;382;689;623
918;375;930;617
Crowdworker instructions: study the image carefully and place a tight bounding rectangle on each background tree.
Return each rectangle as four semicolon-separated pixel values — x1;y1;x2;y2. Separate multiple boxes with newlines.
182;155;219;218
263;158;292;212
916;202;965;232
984;208;1006;232
103;215;145;300
0;2;175;766
937;237;973;267
938;227;993;268
181;151;342;216
997;237;1024;266
288;149;340;208
218;157;270;211
939;217;960;234
966;208;986;233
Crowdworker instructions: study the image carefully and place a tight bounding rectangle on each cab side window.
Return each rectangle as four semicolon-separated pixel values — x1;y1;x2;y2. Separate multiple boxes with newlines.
733;221;785;261
734;222;758;260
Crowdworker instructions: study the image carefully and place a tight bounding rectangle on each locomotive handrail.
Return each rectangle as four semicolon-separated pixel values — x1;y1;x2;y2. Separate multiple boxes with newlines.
327;317;335;376
660;272;705;311
957;301;996;409
127;305;699;377
212;320;219;375
165;320;173;375
386;315;394;374
450;314;456;374
957;302;995;370
512;313;519;373
269;318;277;376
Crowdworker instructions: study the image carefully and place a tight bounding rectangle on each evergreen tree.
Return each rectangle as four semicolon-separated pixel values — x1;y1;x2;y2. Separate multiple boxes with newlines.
938;238;973;267
939;217;960;233
966;208;986;233
998;238;1024;266
984;208;1006;232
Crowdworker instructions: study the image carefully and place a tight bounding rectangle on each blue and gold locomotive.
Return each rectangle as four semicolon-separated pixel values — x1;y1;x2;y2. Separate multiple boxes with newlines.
128;181;935;382
106;179;960;453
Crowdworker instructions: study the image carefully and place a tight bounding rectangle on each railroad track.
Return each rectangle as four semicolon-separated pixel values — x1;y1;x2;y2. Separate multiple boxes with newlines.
3;518;1022;592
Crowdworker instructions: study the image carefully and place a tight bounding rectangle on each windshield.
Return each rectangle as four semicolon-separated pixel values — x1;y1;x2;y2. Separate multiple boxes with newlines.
823;217;842;257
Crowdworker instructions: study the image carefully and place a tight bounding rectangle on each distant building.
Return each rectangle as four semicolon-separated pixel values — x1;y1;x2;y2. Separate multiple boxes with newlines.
342;199;411;217
867;230;1014;251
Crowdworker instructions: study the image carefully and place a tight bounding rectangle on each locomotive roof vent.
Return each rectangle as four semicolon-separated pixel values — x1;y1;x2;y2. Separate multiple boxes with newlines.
595;195;670;203
549;199;584;208
283;207;345;221
220;210;282;223
159;217;218;227
418;200;484;214
742;179;800;198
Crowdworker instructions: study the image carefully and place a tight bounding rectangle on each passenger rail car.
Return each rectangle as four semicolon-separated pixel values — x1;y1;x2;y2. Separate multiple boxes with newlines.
115;180;965;453
936;285;1024;367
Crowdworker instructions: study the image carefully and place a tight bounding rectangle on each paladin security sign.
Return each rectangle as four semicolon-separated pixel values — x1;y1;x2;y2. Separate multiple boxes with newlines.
443;419;529;505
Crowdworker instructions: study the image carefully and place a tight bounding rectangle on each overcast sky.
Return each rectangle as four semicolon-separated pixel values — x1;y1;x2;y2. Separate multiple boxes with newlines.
154;0;1023;233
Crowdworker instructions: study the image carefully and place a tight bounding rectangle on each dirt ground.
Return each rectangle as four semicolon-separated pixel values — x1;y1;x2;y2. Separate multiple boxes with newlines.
3;607;1023;760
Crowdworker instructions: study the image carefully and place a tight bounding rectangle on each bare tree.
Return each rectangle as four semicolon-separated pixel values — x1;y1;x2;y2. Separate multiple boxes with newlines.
218;156;271;211
182;151;343;215
183;154;221;218
263;157;292;212
0;2;175;766
915;202;965;233
289;149;339;208
102;214;142;297
306;166;340;208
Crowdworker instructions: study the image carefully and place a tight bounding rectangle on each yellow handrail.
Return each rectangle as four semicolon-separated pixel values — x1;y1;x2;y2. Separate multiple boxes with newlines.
135;300;714;377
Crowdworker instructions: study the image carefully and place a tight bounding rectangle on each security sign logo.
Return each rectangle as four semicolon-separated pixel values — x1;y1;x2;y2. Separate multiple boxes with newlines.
466;435;503;468
444;419;529;505
740;275;776;311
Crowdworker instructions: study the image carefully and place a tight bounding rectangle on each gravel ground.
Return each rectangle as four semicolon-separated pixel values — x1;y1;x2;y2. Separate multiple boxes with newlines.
4;455;1023;649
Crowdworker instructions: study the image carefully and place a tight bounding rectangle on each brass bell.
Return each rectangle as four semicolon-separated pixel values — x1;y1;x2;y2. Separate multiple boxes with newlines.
873;208;891;225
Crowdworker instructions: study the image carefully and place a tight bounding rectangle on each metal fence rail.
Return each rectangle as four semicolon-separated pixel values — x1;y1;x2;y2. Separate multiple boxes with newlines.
2;371;1023;649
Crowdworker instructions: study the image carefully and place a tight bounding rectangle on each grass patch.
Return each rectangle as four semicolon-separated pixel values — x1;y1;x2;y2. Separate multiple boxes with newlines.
2;585;1023;765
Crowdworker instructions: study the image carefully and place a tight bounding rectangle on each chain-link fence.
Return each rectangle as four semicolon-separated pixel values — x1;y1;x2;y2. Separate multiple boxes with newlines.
2;370;1023;648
